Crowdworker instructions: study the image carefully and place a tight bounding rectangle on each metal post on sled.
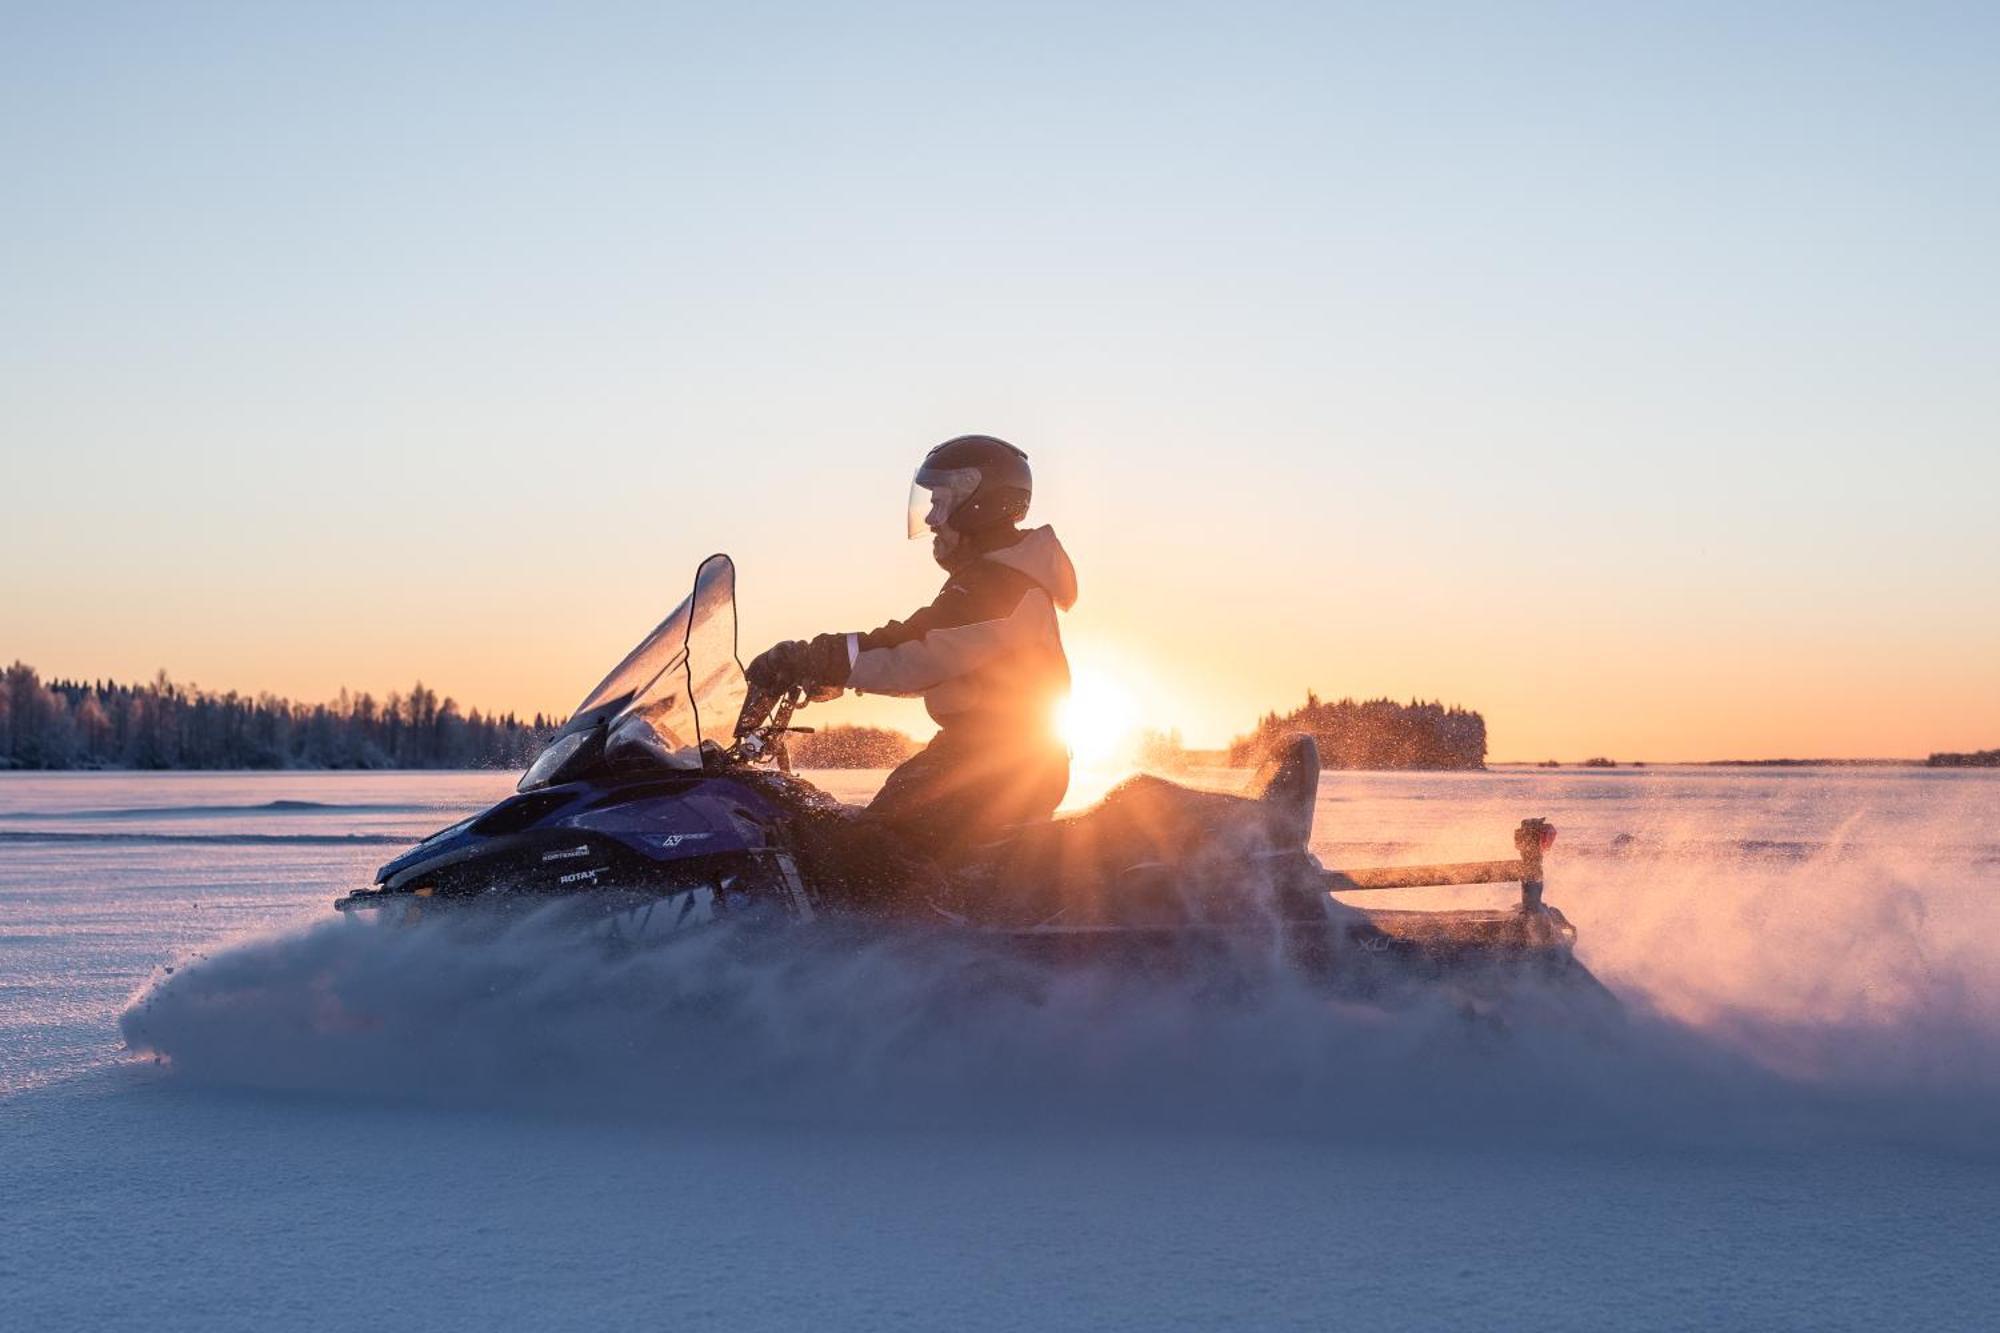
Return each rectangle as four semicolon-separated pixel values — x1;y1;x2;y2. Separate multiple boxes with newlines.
1514;817;1553;910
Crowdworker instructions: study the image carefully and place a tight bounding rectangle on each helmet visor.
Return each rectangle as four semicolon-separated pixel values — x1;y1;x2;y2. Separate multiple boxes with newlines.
906;466;981;538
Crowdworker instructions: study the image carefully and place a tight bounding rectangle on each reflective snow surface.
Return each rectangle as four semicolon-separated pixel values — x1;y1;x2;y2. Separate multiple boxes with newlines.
3;766;1998;1330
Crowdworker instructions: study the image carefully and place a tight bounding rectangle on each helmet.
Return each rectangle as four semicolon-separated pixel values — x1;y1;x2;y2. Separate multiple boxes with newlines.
906;435;1033;537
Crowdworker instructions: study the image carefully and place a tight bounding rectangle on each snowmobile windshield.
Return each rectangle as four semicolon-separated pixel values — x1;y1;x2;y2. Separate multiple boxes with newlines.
518;554;748;791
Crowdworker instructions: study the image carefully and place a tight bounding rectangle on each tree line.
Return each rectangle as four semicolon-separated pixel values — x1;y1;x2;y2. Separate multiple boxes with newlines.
790;725;920;769
1227;693;1488;771
0;662;551;771
1927;749;2000;768
3;660;1496;776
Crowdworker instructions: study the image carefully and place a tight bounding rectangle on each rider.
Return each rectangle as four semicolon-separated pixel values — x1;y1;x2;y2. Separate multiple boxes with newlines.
746;435;1078;864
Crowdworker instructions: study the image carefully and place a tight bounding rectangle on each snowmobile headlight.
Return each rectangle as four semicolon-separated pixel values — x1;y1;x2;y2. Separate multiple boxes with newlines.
520;730;590;792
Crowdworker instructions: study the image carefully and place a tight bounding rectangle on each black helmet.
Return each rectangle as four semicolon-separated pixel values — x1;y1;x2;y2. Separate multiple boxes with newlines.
906;435;1032;537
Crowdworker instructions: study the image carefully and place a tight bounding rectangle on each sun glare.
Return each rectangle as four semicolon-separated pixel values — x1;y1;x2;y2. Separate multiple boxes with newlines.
1057;666;1142;768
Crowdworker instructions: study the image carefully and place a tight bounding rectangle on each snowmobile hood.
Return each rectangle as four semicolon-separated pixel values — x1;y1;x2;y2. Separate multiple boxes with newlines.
985;526;1077;611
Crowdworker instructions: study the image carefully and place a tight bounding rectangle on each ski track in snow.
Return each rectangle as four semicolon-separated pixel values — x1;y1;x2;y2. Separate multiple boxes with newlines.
4;767;1999;1331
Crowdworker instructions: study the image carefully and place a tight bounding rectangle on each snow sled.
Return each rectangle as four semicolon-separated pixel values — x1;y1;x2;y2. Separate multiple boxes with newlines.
334;556;1611;1005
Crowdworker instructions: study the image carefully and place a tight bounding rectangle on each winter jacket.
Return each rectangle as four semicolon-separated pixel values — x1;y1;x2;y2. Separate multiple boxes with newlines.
827;526;1077;734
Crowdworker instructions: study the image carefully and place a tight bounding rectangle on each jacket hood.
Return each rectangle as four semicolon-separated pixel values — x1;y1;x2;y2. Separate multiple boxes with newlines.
985;525;1077;611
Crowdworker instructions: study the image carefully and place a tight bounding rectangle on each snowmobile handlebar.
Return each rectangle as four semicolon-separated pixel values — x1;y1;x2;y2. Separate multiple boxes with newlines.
730;682;821;771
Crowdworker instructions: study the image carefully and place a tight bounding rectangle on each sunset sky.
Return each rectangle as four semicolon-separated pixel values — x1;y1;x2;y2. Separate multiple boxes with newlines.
5;2;1996;760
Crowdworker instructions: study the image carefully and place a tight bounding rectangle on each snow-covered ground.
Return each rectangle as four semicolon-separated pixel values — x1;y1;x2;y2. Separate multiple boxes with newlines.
4;766;1998;1330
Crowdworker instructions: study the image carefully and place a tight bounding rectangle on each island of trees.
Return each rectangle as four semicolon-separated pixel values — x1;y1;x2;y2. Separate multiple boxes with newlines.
1;662;547;770
1227;693;1487;771
1927;749;2000;768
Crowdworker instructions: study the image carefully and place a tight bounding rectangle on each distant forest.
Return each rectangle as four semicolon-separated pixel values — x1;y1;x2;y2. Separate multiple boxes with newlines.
1228;693;1487;771
3;660;1495;776
1927;749;2000;768
790;725;920;769
0;662;550;771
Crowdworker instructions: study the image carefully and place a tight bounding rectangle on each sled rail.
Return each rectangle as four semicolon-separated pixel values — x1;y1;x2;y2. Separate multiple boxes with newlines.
1320;818;1555;910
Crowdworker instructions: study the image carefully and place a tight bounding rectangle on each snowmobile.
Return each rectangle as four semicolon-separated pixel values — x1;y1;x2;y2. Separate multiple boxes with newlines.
334;556;1610;1003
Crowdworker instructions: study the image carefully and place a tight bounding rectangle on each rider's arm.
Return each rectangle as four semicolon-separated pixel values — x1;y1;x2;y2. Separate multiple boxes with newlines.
837;564;1051;697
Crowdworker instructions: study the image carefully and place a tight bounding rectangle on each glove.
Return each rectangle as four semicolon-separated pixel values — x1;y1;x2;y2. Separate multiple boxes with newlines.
803;633;853;688
746;635;852;691
746;640;809;690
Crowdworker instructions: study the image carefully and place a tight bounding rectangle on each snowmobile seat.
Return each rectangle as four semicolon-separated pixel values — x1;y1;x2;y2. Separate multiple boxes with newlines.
970;735;1328;927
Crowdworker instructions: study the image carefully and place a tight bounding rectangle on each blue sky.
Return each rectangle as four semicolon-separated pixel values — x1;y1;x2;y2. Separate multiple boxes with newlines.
4;2;1996;757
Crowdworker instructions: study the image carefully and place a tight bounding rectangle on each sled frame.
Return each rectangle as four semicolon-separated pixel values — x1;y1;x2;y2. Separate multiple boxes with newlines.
1318;818;1554;910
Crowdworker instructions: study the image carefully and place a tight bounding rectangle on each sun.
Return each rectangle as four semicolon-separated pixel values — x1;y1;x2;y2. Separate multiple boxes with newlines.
1057;665;1142;768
